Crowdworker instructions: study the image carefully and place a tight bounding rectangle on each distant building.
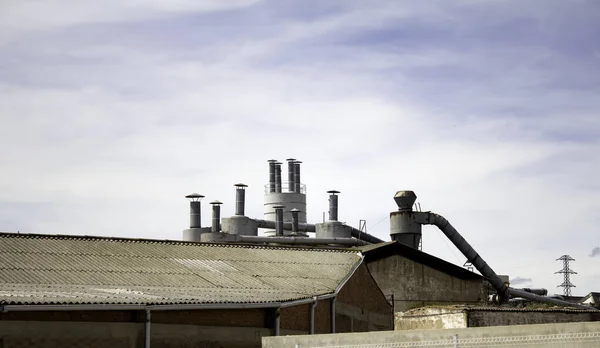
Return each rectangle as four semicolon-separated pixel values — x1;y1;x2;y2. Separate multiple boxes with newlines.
0;232;392;348
581;292;600;308
396;306;600;330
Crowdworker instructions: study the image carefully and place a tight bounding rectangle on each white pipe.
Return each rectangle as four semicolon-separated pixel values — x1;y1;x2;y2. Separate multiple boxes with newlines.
238;235;369;246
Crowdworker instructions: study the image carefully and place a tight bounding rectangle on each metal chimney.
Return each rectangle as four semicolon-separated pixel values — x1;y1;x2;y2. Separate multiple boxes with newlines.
275;162;283;193
294;161;302;193
390;190;421;249
291;208;300;232
234;183;248;216
210;201;222;232
185;193;204;228
287;158;296;192
274;205;285;236
268;160;277;193
328;190;340;221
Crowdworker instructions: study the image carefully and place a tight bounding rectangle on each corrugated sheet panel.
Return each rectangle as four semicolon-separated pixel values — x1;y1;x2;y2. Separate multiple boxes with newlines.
0;233;361;305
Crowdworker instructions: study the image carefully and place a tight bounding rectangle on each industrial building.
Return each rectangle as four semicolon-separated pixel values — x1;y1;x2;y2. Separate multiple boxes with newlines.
0;232;392;347
1;158;598;347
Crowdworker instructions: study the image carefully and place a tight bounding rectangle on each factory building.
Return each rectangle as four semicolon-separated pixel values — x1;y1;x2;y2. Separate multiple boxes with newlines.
1;158;597;347
0;232;392;348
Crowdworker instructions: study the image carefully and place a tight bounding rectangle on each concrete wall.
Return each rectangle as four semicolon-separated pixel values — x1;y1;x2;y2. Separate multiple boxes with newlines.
335;263;393;332
366;254;486;312
395;307;467;330
263;321;600;347
467;309;600;327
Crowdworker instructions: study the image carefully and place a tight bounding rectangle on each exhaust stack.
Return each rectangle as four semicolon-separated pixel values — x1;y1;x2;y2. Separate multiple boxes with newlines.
234;183;248;216
185;193;204;228
275;162;282;193
389;190;421;249
287;159;296;192
274;205;285;236
328;190;340;221
294;161;302;193
268;160;277;193
210;201;222;232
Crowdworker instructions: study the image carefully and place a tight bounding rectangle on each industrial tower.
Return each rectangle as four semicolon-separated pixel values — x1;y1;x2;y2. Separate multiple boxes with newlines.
555;255;576;297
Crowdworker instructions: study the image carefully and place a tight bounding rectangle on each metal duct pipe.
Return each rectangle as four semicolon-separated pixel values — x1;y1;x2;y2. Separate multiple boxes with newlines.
520;288;548;296
185;193;204;228
274;205;285;236
291;208;300;232
328;190;340;221
330;298;336;333
275;162;282;193
268;160;277;193
509;288;595;310
287;158;296;192
210;201;222;232
414;211;509;303
309;298;317;334
294;161;302;193
253;218;383;244
237;235;369;246
234;183;247;216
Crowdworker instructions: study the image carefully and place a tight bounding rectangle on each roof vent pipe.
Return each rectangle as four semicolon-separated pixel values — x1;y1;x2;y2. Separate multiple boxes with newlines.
287;159;296;192
234;183;248;216
185;193;204;228
328;190;340;221
268;160;277;193
210;201;222;232
291;208;300;232
294;161;302;193
275;162;283;193
274;205;285;236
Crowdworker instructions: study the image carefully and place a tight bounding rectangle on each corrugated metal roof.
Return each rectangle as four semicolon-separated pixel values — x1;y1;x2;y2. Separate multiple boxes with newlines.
0;233;361;306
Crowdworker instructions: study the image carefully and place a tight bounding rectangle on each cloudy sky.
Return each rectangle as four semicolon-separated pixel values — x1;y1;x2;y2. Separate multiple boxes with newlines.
1;0;599;295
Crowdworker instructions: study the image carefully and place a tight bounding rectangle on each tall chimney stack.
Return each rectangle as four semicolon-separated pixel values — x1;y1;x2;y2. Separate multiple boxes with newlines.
287;159;296;192
185;193;204;228
275;162;282;193
294;161;302;193
274;205;285;236
268;160;277;193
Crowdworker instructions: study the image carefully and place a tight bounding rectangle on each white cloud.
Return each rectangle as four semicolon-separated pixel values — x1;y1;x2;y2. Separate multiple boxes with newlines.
0;0;599;295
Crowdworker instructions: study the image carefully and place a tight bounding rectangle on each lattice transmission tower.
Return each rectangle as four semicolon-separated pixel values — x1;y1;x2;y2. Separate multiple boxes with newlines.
555;255;576;297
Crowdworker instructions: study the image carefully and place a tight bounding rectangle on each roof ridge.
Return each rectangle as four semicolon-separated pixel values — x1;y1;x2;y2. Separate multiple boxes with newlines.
0;231;356;253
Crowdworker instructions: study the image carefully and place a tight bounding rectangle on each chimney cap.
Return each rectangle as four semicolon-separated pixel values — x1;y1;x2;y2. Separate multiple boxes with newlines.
275;161;283;165
210;200;223;205
294;161;303;164
394;190;417;210
290;208;300;212
286;158;296;162
273;205;286;209
327;190;340;194
268;159;278;163
185;193;204;201
234;183;248;188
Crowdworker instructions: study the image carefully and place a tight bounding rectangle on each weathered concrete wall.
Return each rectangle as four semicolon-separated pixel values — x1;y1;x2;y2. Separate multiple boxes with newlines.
263;321;600;347
395;307;467;330
467;309;600;327
336;263;393;332
366;254;486;312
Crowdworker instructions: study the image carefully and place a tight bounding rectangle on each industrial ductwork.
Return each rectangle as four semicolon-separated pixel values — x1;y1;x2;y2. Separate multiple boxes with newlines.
390;190;596;310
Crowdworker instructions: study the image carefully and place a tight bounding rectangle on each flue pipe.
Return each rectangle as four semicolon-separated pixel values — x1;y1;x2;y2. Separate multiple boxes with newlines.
234;183;248;216
268;160;277;193
291;208;300;232
294;161;302;193
275;162;282;193
274;205;285;236
328;190;340;221
287;158;296;192
237;235;369;246
253;219;384;243
185;193;204;228
210;201;223;232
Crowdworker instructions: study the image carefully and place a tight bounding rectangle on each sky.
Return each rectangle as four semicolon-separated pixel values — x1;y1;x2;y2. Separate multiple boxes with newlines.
1;0;599;296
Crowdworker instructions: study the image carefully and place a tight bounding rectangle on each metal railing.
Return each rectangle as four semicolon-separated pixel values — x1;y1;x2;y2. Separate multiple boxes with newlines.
264;182;307;194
